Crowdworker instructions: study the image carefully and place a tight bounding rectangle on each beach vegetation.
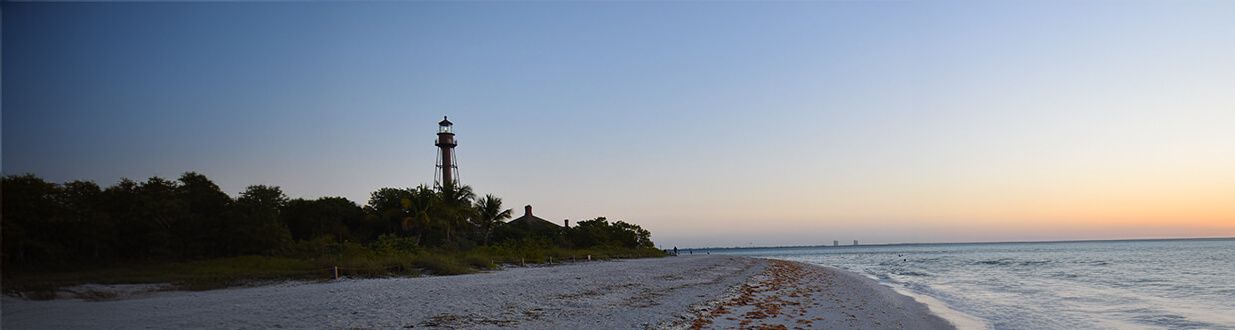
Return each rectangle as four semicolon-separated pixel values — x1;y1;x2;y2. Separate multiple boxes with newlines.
1;173;666;295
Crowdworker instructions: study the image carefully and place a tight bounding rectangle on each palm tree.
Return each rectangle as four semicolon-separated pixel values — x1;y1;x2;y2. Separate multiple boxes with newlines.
472;194;512;245
435;185;476;243
401;185;436;245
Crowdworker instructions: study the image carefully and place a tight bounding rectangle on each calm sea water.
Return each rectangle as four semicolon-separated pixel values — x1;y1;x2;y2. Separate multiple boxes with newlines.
708;238;1235;330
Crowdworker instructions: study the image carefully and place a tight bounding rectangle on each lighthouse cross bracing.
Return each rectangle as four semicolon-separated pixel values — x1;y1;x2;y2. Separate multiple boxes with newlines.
434;116;459;189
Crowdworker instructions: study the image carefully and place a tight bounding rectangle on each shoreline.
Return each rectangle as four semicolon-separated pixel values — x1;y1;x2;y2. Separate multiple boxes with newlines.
885;283;989;330
685;259;953;329
3;256;955;329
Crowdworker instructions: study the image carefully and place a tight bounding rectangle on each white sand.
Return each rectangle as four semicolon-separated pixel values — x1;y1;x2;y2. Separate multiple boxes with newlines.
2;256;954;329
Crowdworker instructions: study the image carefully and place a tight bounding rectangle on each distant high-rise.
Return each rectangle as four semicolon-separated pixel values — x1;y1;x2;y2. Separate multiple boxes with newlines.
833;240;839;247
434;116;459;189
854;240;859;246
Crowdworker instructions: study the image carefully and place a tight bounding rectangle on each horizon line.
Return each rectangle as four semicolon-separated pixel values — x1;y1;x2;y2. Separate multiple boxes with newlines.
686;235;1235;251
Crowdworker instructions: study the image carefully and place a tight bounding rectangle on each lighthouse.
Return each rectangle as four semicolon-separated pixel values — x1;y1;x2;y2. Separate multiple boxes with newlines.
434;116;459;189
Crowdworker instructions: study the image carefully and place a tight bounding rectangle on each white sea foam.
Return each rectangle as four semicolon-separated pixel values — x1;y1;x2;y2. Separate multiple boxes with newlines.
888;284;989;330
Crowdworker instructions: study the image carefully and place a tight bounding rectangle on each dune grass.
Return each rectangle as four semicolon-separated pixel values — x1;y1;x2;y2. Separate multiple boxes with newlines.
3;244;666;298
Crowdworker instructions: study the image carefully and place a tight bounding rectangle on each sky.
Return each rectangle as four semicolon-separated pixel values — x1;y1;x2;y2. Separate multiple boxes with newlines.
4;2;1234;248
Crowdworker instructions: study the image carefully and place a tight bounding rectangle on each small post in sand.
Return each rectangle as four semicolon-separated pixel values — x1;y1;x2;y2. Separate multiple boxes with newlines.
333;266;339;280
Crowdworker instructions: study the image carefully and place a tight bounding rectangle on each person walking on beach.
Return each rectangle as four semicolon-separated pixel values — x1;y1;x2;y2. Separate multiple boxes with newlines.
673;246;678;255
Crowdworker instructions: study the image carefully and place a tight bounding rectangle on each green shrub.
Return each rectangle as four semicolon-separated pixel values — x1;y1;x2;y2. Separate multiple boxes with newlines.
373;234;420;255
462;254;496;270
412;254;474;275
275;237;340;259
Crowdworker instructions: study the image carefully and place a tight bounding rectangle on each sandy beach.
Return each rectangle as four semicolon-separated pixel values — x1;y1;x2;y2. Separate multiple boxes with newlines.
2;256;952;329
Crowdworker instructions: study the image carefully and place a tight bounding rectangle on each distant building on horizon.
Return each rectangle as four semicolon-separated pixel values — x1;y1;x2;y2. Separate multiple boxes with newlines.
854;240;859;246
833;240;839;247
434;116;459;189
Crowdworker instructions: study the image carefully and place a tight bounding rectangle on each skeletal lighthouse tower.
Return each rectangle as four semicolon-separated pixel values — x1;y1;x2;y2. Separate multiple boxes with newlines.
434;116;459;189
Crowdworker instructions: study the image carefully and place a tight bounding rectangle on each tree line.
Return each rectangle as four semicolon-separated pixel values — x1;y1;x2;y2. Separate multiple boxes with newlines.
1;172;656;269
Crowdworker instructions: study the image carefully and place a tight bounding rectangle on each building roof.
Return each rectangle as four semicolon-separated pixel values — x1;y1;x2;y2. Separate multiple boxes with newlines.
503;205;560;231
439;116;453;126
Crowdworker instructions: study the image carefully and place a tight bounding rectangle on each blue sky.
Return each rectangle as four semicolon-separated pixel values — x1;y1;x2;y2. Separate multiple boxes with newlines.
5;2;1234;248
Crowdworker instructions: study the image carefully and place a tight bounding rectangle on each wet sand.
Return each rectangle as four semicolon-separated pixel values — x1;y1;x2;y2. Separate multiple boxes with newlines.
687;259;953;329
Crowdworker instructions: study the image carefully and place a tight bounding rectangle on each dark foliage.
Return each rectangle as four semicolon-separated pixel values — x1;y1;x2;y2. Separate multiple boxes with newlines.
1;173;660;273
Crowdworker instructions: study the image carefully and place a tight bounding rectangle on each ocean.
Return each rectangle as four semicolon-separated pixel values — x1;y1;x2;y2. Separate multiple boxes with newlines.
707;238;1235;329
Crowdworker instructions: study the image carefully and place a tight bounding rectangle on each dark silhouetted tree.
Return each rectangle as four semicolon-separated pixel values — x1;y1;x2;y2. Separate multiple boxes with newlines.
135;177;187;258
230;185;291;255
176;172;233;257
2;175;61;265
281;197;363;242
56;180;109;260
472;194;512;246
433;185;476;246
